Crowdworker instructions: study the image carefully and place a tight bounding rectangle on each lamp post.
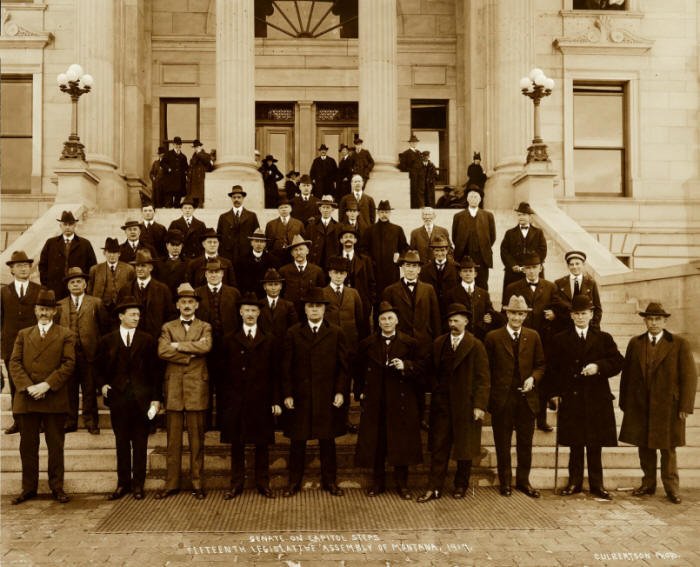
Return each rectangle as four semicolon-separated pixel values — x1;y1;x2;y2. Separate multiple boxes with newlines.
520;68;555;164
57;64;94;161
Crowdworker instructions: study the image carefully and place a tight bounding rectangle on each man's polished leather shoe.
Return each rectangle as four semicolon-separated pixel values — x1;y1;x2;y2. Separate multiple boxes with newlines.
52;490;70;503
11;491;37;505
4;423;19;435
416;489;440;503
223;485;244;500
283;485;300;497
107;486;130;501
367;485;385;497
500;486;512;496
591;487;612;500
516;484;541;498
396;487;412;500
453;487;467;499
322;483;344;496
537;422;553;432
666;493;682;504
192;488;206;500
632;486;656;496
154;488;179;500
133;488;144;500
560;484;582;496
257;486;275;499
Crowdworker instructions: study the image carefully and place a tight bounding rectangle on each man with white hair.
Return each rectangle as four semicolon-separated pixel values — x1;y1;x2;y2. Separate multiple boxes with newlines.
410;207;452;263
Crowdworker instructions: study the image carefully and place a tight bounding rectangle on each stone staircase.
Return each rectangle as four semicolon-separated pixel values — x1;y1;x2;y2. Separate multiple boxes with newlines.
1;206;698;494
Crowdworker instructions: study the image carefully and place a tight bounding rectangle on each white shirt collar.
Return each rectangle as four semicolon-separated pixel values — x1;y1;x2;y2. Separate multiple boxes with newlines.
71;293;85;305
243;323;257;335
295;261;308;270
461;281;474;292
570;274;581;281
180;316;195;323
332;283;343;293
120;326;134;344
137;276;151;287
63;235;74;242
308;320;322;332
506;325;521;339
252;250;263;258
39;321;53;333
267;295;278;305
208;284;221;293
451;332;464;344
468;207;478;217
107;262;118;269
404;278;417;285
232;206;243;214
576;326;590;339
648;331;663;343
14;280;28;294
435;259;446;267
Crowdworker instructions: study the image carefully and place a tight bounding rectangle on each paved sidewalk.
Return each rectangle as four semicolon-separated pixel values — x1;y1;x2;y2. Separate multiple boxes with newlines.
1;488;698;566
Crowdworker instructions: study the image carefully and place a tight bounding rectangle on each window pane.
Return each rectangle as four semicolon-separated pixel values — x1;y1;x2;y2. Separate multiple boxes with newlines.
1;79;32;136
1;138;33;192
165;103;198;142
574;149;623;195
574;93;623;147
573;0;625;9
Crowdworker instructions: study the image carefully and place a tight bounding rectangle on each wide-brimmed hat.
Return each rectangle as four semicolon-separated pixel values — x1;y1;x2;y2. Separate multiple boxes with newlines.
327;256;350;273
192;139;203;147
237;292;263;307
114;295;142;314
57;210;78;224
337;224;358;239
228;185;246;197
421;150;430;157
277;198;293;207
176;283;200;301
399;250;422;265
377;301;397;316
377;200;394;211
286;170;300;178
199;228;219;242
63;266;89;283
570;295;594;312
299;174;312;185
165;229;184;245
247;228;268;242
503;295;532;312
343;197;359;211
286;234;312;250
260;268;284;283
446;303;471;319
408;134;419;143
5;250;33;266
264;154;277;162
204;260;224;272
638;302;671;318
181;196;196;207
457;256;480;270
515;202;536;215
518;252;542;267
173;136;183;144
101;237;121;253
429;236;450;249
121;219;141;231
130;250;158;265
565;250;586;264
318;144;329;151
318;195;337;208
301;287;330;304
35;288;56;308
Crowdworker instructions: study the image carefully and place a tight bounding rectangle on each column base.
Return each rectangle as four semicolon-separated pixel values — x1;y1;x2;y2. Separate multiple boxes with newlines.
364;169;410;209
54;161;100;211
511;161;557;206
126;177;147;208
205;166;265;211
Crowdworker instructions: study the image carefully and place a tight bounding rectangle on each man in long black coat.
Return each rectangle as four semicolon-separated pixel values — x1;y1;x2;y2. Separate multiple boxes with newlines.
398;134;423;208
310;144;337;198
279;235;326;320
216;185;260;264
499;202;547;295
291;175;320;226
220;293;281;499
281;288;348;497
167;198;207;260
336;144;355;200
258;268;298;344
452;189;496;290
39;210;97;299
235;229;279;297
550;295;624;500
162;136;188;208
355;302;422;499
158;230;188;297
418;236;460;325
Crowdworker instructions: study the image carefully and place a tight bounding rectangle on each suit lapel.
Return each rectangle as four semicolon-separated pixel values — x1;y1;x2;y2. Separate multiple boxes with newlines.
650;336;672;375
452;335;473;370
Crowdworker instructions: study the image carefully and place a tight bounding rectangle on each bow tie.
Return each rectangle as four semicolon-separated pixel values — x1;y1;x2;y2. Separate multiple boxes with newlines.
383;335;395;341
181;319;193;327
528;282;538;288
520;225;529;230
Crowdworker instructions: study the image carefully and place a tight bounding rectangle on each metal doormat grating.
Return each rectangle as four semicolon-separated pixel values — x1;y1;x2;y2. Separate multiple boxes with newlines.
94;487;558;533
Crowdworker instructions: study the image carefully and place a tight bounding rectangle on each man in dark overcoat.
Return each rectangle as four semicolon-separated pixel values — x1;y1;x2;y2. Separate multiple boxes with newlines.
355;302;423;499
235;228;279;297
417;303;490;502
264;199;305;265
619;302;698;504
118;219;159;265
186;139;214;208
398;134;423;208
158;230;188;297
418;236;460;325
338;174;376;226
281;287;349;497
258;268;299;345
88;237;135;315
499;202;547;295
167;198;207;260
550;295;624;499
96;296;161;501
9;289;75;504
220;293;281;499
553;250;603;331
485;295;546;498
306;195;339;270
336;144;355;199
139;201;168;259
216;185;260;264
185;228;236;288
365;200;408;304
1;251;40;435
279;234;326;320
162;136;189;208
291;175;321;226
351;138;374;182
310;144;338;198
38;210;97;299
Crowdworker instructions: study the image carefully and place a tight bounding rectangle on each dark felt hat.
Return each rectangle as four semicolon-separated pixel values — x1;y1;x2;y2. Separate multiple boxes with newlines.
343;197;359;210
408;134;419;143
192;139;202;147
327;256;350;273
277;198;293;207
518;252;542;266
35;288;56;308
228;185;247;197
473;152;481;160
377;301;397;316
165;229;184;245
445;303;471;318
301;287;330;304
57;210;78;223
204;260;224;272
299;174;312;185
173;136;182;144
398;250;422;265
181;196;196;207
318;195;338;208
260;268;284;283
157;145;167;154
237;292;264;307
121;219;141;230
63;266;89;283
337;224;358;239
318;144;329;151
354;137;364;144
458;256;480;269
114;295;142;313
199;228;219;242
264;154;278;162
5;250;33;266
570;294;594;312
286;170;300;178
130;250;158;265
377;200;394;211
638;302;671;318
247;228;268;242
102;237;121;253
515;201;536;215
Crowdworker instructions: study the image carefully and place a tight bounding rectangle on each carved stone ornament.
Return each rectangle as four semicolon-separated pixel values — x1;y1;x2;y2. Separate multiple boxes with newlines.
0;8;53;47
554;14;653;55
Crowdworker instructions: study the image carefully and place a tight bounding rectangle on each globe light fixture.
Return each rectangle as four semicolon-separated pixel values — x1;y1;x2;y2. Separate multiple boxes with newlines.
57;63;93;160
520;68;555;164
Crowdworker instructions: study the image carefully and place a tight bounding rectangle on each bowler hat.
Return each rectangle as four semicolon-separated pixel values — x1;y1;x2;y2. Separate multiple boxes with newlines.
344;197;359;211
565;250;587;264
264;154;278;162
377;301;397;316
518;252;542;267
165;229;184;245
503;295;532;312
260;268;284;283
570;294;594;312
5;250;33;266
247;228;268;242
57;210;78;224
421;150;430;157
114;295;142;314
398;250;422;265
318;195;337;208
299;174;312;185
181;197;196;208
318;144;329;151
473;152;481;160
63;266;89;283
102;237;121;253
337;224;358;239
638;302;671;318
327;256;350;273
408;134;419;143
173;136;182;145
199;228;219;242
175;282;200;301
445;303;471;319
204;260;224;272
514;202;536;215
35;288;56;308
457;256;480;270
121;219;141;230
377;200;394;211
192;139;202;147
238;292;263;307
286;234;312;250
130;249;158;265
228;185;247;197
354;137;364;144
301;287;330;304
157;145;167;154
429;236;450;249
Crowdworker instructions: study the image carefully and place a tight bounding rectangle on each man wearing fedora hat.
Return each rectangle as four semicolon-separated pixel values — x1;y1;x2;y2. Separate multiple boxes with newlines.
306;195;339;270
291;175;321;226
351;137;374;182
485;295;546;498
162;136;189;208
220;293;281;499
336;144;355;199
158;230;188;297
500;202;548;295
234;228;278;297
186;139;214;208
418;236;460;324
339;174;376;227
95;296;161;501
355;301;423;499
9;289;75;504
417;302;490;502
149;145;170;208
1;251;41;434
217;185;260;265
258;268;299;344
549;295;624;500
38;210;97;300
279;234;326;320
259;154;284;208
118;218;158;265
409;207;452;264
553;250;603;332
619;303;697;504
139;201;168;259
185;228;236;288
338;197;371;247
310;144;338;198
264;198;305;265
417;150;438;209
88;238;136;316
452;188;496;290
56;267;109;433
156;283;212;500
168;198;207;260
398;134;423;208
281;287;349;497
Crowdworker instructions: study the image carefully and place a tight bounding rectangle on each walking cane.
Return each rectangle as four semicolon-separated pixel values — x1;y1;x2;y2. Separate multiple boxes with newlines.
553;397;560;495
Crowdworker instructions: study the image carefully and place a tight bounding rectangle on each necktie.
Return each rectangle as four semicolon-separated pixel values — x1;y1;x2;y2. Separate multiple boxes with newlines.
452;337;459;351
574;278;580;296
126;332;131;347
110;265;116;275
312;326;318;335
336;287;342;300
186;219;191;228
211;286;218;295
40;326;46;339
580;332;586;342
298;265;304;274
74;297;80;310
345;253;351;261
19;284;24;298
236;210;241;220
132;242;137;251
437;263;443;272
247;329;254;342
651;336;657;346
270;299;276;311
140;282;145;292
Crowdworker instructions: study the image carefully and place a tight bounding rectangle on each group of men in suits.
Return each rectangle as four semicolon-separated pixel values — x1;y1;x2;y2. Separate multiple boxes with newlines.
2;189;696;506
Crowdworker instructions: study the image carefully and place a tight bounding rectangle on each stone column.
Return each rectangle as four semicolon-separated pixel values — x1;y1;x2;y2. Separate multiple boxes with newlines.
206;0;264;210
358;0;409;207
75;0;126;210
